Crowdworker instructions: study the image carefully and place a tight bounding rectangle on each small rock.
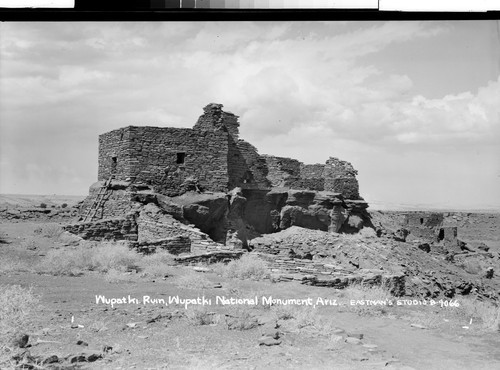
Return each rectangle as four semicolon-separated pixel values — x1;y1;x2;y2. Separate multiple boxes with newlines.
332;328;345;335
417;243;431;253
138;335;148;339
76;340;88;346
259;337;281;346
485;267;494;279
410;323;427;329
213;283;223;288
102;345;113;353
42;355;59;364
193;266;210;272
345;337;362;345
347;333;363;340
261;330;280;340
478;243;490;252
362;343;378;349
86;353;103;362
69;354;87;363
11;333;29;348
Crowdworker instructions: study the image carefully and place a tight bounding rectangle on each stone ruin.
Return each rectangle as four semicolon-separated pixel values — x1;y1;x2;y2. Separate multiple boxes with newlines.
395;212;462;253
66;103;373;256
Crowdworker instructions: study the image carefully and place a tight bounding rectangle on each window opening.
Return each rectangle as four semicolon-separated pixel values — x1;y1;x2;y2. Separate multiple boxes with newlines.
176;153;186;164
111;156;117;174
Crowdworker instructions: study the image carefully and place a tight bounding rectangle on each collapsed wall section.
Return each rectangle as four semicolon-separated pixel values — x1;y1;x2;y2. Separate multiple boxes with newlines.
323;157;360;199
232;140;271;189
263;155;302;188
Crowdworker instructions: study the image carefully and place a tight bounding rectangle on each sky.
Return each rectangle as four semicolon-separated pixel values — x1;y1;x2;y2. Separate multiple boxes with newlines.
1;21;499;210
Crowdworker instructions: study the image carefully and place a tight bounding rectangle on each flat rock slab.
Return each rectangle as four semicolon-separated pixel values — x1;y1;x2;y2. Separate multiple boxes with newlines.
259;337;282;346
345;337;362;345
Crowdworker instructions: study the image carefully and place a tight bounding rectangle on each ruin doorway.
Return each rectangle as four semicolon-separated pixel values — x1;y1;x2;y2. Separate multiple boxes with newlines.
438;228;445;241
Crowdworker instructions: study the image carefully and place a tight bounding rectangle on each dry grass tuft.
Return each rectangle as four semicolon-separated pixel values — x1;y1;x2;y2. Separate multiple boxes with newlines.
139;250;176;278
35;242;141;276
104;268;138;284
185;307;220;326
39;224;64;239
0;285;40;368
454;297;500;331
175;271;213;290
215;253;270;281
338;284;394;316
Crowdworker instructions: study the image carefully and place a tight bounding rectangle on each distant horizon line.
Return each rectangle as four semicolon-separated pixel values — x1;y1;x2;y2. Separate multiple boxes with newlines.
1;193;499;213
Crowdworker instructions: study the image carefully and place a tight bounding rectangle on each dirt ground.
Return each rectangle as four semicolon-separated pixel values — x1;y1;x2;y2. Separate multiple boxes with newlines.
1;211;500;369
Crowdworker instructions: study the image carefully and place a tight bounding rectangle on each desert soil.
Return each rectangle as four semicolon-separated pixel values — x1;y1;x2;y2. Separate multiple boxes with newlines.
1;202;500;369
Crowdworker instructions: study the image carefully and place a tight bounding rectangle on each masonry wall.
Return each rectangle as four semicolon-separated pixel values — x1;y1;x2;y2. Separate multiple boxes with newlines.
64;214;138;241
97;104;363;201
234;140;271;189
263;156;301;187
263;157;325;192
134;236;191;255
98;128;131;181
123;127;229;196
80;186;136;220
404;213;445;242
323;157;360;199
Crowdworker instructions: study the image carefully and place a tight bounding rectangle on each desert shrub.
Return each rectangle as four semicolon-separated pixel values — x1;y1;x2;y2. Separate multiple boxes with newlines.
35;242;141;276
271;305;322;332
35;247;95;276
104;269;138;284
272;305;297;320
92;242;141;273
217;254;270;280
139;250;176;277
175;271;212;290
0;256;31;274
61;203;68;208
20;237;37;250
39;203;47;209
0;285;39;340
224;307;260;330
40;224;64;239
338;284;394;316
185;307;219;326
454;297;500;331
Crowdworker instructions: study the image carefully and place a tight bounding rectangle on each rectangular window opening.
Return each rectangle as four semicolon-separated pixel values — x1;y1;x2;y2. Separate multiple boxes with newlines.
176;152;186;164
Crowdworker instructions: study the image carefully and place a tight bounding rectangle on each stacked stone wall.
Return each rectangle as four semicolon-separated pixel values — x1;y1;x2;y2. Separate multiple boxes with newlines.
323;157;360;199
63;214;138;241
134;236;191;255
227;137;251;189
98;128;130;181
123;126;229;196
296;163;325;191
263;155;301;187
235;140;271;189
255;254;405;296
79;185;136;220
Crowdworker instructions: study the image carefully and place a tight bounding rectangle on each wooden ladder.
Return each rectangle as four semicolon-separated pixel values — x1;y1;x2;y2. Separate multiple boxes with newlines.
82;177;112;222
